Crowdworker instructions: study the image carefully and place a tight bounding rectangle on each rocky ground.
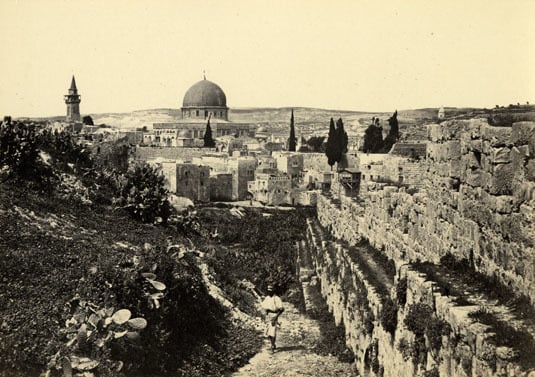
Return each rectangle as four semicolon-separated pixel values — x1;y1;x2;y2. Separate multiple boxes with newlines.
232;302;358;377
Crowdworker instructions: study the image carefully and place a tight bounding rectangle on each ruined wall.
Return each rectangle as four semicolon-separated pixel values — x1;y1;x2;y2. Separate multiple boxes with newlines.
317;119;535;304
303;218;528;377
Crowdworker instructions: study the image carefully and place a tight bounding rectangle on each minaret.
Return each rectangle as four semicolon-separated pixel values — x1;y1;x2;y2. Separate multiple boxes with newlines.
64;76;81;122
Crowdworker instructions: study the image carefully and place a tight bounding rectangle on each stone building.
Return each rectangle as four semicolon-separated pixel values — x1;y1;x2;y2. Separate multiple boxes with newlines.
118;130;144;145
304;170;333;191
160;162;210;202
181;78;228;121
150;77;254;146
228;156;256;200
256;156;278;174
438;106;445;119
272;152;304;180
192;153;230;173
248;173;292;205
331;168;361;198
64;76;81;122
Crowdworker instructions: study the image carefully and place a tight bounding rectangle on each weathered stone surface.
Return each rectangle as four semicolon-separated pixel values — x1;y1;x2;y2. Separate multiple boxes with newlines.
494;195;515;214
488;163;514;195
427;123;442;142
512;121;535;154
526;159;535;181
490;147;512;164
481;124;513;147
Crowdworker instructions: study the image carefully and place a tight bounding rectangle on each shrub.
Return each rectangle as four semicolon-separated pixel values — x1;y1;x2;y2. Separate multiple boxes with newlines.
41;129;93;172
0;120;55;186
380;297;398;338
396;277;408;307
405;303;450;366
114;163;172;224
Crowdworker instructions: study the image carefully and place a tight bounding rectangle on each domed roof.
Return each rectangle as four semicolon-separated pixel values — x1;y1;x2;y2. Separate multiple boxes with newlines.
256;126;267;133
182;79;227;108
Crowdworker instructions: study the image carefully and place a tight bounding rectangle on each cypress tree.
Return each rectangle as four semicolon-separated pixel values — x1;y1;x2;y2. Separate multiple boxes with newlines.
203;116;215;148
336;118;348;169
288;109;296;151
325;118;338;170
382;110;399;153
362;117;384;153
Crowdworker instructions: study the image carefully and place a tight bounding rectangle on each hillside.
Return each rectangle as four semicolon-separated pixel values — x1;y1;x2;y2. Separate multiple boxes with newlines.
1;119;366;376
29;104;535;147
0;181;268;377
85;106;445;143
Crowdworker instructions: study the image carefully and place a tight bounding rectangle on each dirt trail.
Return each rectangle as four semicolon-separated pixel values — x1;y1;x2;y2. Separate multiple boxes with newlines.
231;302;358;377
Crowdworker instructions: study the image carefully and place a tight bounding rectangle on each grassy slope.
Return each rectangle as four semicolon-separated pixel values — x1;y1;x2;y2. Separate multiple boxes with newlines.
0;183;261;376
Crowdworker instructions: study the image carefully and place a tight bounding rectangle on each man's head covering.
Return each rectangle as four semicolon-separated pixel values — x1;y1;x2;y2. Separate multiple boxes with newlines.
267;284;274;291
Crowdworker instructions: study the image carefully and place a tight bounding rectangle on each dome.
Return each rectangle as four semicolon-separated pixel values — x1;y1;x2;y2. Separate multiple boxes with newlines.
182;79;227;108
256;126;267;133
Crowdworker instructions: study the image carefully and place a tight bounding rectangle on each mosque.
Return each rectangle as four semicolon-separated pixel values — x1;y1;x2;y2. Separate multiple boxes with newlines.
146;76;255;146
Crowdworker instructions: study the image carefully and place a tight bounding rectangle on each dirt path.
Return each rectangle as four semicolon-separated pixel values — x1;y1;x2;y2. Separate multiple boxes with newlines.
231;302;358;377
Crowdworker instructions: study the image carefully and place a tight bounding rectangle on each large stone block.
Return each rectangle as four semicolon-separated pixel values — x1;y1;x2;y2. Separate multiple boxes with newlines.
466;169;489;188
439;120;467;141
488;163;514;195
448;141;462;159
512;121;535;152
481;125;513;147
489;147;511;164
513;182;535;202
527;159;535;181
511;147;528;182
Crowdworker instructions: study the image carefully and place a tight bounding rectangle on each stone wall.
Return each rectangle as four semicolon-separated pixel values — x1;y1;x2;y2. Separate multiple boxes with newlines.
133;146;216;162
303;217;529;377
318;119;535;305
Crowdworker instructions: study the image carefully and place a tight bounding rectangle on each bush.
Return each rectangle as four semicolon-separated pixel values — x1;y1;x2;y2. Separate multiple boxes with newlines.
396;277;408;307
380;297;398;338
404;303;450;366
0;120;55;186
114;163;172;224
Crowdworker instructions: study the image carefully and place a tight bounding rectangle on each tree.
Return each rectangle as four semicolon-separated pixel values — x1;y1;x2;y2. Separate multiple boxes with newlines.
82;116;94;125
306;136;325;152
325;118;340;170
288;109;296;152
203;116;215;148
362;117;384;153
335;118;349;169
382;110;399;153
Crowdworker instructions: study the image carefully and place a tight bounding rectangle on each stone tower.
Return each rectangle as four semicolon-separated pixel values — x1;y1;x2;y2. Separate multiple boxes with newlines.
64;76;81;122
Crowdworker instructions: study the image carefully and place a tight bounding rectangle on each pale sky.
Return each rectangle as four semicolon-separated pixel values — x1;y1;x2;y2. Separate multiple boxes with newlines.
1;0;534;117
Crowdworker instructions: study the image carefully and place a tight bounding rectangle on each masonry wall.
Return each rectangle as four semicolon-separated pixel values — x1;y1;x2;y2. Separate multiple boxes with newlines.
303;217;527;377
317;119;535;305
134;146;216;162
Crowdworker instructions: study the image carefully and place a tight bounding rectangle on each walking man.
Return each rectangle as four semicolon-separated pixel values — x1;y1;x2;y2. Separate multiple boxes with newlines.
261;284;284;352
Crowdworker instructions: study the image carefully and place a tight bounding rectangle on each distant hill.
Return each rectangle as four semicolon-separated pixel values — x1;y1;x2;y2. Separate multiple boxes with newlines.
85;107;430;139
28;104;535;142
